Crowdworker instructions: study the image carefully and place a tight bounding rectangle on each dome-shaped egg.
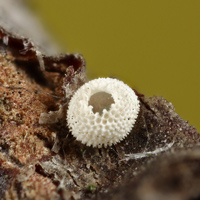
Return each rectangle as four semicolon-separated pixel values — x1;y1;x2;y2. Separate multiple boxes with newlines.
67;78;140;148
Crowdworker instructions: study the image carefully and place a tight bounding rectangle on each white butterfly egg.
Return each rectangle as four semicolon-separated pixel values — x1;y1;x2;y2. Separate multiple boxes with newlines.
67;78;140;148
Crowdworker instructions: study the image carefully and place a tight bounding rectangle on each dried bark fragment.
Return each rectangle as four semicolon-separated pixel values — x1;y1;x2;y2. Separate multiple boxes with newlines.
0;26;85;199
0;14;200;200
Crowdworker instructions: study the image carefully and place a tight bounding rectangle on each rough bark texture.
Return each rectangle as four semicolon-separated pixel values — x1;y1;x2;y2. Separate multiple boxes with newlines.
0;24;200;200
98;147;200;200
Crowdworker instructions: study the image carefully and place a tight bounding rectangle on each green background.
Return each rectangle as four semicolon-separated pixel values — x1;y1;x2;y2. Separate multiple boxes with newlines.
27;0;200;131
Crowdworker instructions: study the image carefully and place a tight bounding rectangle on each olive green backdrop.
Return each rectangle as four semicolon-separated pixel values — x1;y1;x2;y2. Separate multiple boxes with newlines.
27;0;200;131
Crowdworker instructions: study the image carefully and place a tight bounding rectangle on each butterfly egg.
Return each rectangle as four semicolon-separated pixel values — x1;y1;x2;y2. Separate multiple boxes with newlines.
67;78;140;148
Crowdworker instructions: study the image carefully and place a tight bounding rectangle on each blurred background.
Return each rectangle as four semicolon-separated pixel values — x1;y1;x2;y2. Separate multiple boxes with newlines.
25;0;199;131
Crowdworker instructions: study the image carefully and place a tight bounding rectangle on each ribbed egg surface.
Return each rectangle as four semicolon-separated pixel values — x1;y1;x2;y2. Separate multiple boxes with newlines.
67;78;140;148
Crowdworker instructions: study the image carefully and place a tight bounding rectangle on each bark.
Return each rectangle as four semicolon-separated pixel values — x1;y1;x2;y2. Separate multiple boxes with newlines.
0;4;200;200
